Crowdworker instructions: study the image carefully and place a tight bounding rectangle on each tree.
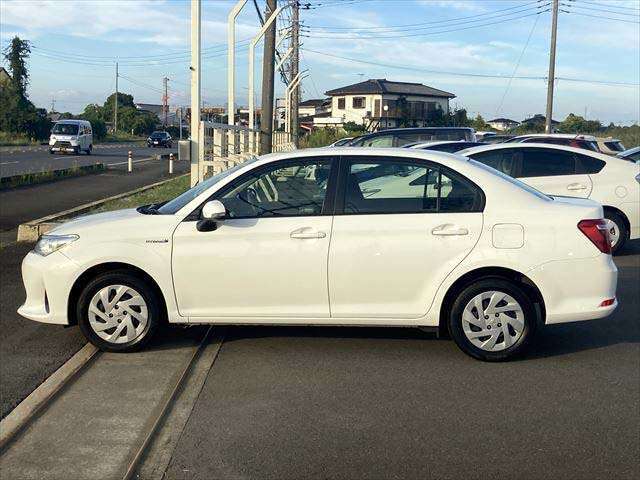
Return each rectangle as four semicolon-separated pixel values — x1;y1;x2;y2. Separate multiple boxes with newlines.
3;37;31;97
558;113;602;133
102;92;135;122
471;114;488;131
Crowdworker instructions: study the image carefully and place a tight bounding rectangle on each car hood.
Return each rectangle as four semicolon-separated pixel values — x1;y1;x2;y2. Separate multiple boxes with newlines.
50;208;143;235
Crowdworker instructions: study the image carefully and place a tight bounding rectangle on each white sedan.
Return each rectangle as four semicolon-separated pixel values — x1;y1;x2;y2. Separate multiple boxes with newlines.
19;148;618;361
460;143;640;253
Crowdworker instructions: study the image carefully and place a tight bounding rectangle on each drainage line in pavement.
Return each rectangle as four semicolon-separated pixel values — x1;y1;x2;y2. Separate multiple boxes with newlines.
121;326;214;480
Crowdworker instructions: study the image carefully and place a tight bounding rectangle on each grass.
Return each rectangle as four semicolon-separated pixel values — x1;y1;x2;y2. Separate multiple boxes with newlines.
300;128;354;148
90;174;190;214
102;132;146;143
0;131;41;146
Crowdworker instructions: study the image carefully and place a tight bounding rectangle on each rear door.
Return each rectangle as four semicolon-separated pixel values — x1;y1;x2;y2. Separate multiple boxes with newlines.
327;156;483;319
516;148;593;198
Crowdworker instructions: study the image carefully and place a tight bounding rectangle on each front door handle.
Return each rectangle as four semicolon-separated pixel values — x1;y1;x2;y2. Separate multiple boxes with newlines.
431;224;469;236
290;228;326;239
567;183;587;191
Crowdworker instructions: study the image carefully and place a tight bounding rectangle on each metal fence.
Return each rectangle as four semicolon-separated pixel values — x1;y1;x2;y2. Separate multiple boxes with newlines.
197;121;294;180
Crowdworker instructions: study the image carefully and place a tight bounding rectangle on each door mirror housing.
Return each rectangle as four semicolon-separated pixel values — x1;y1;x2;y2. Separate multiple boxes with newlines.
197;200;226;232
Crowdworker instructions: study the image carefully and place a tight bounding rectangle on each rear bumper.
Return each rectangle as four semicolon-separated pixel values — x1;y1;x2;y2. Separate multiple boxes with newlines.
527;255;618;325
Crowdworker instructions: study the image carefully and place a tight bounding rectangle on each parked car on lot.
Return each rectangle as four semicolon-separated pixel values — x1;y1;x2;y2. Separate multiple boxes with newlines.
595;137;625;155
147;131;172;148
617;146;640;163
460;143;640;253
49;120;93;155
505;134;600;152
19;147;618;361
349;127;476;147
407;141;487;153
327;137;353;147
483;134;515;144
475;131;496;141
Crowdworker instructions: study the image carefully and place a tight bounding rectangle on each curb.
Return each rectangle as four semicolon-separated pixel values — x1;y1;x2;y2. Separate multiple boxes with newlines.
0;343;99;450
17;173;189;242
0;163;105;190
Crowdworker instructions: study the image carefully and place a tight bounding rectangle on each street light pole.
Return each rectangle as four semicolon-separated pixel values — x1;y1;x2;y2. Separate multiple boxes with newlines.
545;0;559;134
190;0;201;187
228;0;248;127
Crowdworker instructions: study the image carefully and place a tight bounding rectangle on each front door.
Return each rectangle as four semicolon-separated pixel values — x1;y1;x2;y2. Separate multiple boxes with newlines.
172;157;335;319
328;157;483;319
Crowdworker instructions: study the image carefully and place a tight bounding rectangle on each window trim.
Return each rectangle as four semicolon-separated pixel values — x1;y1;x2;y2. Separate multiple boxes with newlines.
333;155;485;215
185;156;340;221
337;97;346;110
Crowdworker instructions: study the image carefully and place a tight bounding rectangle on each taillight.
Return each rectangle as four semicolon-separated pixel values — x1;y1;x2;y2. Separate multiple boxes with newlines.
578;219;611;254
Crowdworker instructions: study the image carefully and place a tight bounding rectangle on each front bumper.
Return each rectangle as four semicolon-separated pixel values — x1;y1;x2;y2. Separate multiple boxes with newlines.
527;254;618;325
17;250;80;325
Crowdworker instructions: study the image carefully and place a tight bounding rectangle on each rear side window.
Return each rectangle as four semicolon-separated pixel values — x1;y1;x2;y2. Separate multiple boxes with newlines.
519;149;576;177
604;141;624;152
362;135;393;147
575;153;606;174
343;159;483;214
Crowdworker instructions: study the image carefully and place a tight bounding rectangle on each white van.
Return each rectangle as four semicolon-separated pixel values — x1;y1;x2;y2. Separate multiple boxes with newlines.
49;120;93;155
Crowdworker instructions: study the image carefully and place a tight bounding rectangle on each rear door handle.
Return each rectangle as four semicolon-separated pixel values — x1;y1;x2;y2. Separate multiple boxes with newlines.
567;183;587;191
431;224;469;236
290;228;326;239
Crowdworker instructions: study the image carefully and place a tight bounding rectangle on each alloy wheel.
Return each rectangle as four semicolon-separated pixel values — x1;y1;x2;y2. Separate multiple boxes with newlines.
461;290;525;352
603;218;620;248
88;285;148;344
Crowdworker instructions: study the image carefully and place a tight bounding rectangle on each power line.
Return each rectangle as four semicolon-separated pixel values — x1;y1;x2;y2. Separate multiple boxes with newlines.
577;0;640;12
562;10;640;23
303;10;550;40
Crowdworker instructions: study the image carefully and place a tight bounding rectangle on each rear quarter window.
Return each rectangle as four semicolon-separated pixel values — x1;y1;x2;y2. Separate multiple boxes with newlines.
575;153;606;174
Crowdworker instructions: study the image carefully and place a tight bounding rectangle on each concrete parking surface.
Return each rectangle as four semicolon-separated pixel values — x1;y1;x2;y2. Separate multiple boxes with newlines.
165;242;639;480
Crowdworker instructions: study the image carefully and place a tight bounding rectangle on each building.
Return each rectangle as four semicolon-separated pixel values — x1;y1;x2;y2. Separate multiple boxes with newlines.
0;66;11;90
487;117;520;131
134;103;163;118
324;79;455;131
521;114;559;129
298;98;331;117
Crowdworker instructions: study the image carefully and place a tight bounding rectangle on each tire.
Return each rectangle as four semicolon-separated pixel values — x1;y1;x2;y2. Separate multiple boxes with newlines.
448;278;537;361
49;149;54;154
604;210;628;255
87;145;92;155
77;270;162;352
74;146;81;155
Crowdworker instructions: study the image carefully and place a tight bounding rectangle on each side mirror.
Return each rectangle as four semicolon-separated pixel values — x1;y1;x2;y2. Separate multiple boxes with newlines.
197;200;226;232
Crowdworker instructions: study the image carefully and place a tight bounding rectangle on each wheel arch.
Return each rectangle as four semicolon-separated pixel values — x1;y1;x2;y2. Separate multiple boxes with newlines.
67;262;168;326
438;266;546;336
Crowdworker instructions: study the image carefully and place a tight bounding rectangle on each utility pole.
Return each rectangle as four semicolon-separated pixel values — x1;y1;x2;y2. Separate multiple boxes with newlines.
190;0;201;186
290;0;300;147
545;0;559;134
114;62;119;133
50;98;55;113
260;0;277;154
162;76;169;128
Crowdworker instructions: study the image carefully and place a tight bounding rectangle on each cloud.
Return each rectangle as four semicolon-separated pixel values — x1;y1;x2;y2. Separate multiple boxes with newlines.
417;0;486;13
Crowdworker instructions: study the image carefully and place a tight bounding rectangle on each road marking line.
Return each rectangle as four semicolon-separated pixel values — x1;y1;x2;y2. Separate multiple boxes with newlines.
0;343;99;449
0;161;19;165
108;156;156;166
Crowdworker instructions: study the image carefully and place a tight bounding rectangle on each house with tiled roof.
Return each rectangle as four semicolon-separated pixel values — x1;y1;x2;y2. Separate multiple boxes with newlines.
324;78;455;131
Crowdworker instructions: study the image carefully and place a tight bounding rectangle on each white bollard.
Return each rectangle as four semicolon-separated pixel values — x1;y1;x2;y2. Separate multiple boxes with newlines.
127;151;132;173
169;153;174;174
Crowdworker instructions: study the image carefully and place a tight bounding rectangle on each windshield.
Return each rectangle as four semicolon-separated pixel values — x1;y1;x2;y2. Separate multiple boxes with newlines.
468;159;551;201
150;132;166;138
157;157;258;214
52;123;79;135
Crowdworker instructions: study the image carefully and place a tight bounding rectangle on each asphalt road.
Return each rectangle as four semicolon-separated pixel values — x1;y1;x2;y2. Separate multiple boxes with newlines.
166;243;640;480
0;142;177;178
0;157;188;236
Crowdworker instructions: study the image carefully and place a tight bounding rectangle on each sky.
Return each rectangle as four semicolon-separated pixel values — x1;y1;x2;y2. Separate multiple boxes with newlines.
1;0;639;124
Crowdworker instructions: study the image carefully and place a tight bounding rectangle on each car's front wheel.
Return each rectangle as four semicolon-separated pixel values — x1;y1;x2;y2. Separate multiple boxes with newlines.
77;270;162;352
448;278;537;361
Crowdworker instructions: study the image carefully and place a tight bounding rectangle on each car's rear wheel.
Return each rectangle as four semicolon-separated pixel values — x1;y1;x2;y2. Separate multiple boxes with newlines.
448;278;537;361
604;210;628;254
77;271;162;352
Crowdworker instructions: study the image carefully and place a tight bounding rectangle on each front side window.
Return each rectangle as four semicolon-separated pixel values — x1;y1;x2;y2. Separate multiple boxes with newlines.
218;159;332;218
337;98;345;110
362;135;393;147
604;141;624;152
344;159;482;214
468;149;519;177
520;149;576;177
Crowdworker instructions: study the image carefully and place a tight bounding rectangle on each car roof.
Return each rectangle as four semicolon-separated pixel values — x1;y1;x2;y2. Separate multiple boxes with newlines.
355;127;474;138
595;137;621;142
458;142;614;161
55;119;88;124
513;133;597;141
409;140;475;148
618;146;640;156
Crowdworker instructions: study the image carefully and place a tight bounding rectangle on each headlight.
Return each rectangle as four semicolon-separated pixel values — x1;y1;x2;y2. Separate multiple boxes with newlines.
34;234;79;256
